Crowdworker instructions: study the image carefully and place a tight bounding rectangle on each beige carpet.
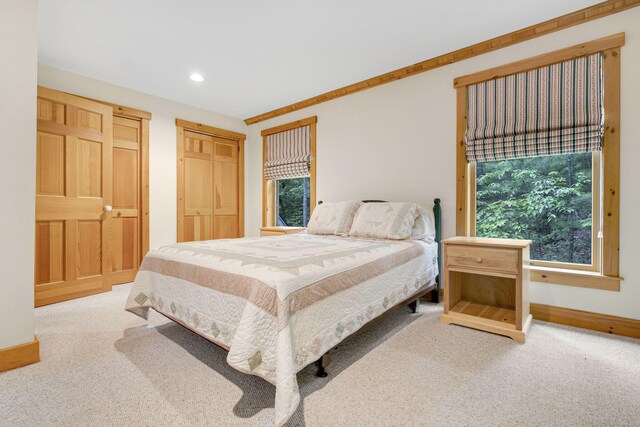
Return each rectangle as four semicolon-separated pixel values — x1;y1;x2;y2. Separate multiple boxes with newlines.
1;284;639;427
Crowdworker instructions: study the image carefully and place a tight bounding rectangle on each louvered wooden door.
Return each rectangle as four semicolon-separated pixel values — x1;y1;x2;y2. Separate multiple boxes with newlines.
35;87;113;306
111;116;142;285
177;124;243;242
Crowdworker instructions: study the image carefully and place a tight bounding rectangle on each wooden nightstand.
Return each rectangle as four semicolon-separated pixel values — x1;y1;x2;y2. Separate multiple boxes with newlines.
439;236;532;343
260;226;306;237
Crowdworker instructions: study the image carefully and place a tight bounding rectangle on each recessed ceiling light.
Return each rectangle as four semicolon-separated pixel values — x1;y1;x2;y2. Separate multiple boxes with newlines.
190;73;204;82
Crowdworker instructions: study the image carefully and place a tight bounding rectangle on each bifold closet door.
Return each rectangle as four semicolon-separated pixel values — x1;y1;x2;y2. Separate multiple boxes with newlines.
181;130;214;241
35;87;113;306
110;116;142;285
213;139;239;238
178;128;241;242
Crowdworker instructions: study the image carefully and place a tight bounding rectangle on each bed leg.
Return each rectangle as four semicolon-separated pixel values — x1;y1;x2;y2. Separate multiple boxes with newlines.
408;299;418;313
431;286;440;304
315;352;330;378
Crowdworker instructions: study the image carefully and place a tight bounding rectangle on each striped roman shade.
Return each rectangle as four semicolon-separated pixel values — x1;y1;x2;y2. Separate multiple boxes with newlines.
264;125;311;180
465;53;603;163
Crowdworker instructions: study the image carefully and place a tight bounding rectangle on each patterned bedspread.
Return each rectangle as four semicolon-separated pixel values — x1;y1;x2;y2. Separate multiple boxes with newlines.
125;233;438;426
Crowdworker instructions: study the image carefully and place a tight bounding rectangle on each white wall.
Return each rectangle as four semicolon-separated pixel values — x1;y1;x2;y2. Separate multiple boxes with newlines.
38;65;248;250
246;8;640;320
0;0;37;349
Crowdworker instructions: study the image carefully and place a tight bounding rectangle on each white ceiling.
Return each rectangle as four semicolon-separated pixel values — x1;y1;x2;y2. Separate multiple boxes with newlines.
38;0;602;120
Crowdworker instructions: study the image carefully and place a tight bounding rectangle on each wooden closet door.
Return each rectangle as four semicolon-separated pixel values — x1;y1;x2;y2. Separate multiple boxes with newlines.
213;139;239;238
182;130;214;241
178;124;243;243
35;87;113;306
111;116;141;285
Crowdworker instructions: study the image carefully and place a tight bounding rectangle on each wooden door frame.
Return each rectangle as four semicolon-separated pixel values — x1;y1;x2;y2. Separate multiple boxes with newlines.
176;118;246;241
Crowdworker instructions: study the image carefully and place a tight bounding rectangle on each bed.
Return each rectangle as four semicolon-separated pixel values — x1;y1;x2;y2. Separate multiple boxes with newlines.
125;199;441;426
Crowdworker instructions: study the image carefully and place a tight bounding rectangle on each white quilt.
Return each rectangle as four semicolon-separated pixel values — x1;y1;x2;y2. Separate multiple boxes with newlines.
125;234;438;426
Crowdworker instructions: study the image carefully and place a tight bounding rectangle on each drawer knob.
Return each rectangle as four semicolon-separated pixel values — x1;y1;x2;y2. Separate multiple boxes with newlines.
475;257;483;263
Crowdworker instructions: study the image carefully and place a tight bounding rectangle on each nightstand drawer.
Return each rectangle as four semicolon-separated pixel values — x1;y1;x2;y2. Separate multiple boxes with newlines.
447;245;518;274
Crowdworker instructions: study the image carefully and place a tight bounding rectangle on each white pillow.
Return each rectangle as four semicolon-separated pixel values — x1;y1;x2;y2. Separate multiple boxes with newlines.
306;201;362;236
349;202;420;240
411;209;436;243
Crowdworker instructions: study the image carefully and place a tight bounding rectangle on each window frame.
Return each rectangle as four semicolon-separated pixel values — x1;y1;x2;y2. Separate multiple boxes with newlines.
454;34;624;291
261;116;317;228
471;152;600;273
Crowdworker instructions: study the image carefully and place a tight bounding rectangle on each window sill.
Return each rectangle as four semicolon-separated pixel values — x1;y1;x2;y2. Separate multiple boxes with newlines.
530;266;622;291
260;226;306;232
260;226;306;237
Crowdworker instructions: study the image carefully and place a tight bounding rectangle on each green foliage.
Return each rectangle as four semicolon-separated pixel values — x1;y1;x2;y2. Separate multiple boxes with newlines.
476;152;593;264
277;177;310;227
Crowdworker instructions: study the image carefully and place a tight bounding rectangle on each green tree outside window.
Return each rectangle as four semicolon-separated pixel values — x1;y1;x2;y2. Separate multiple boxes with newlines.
276;177;310;227
476;152;593;265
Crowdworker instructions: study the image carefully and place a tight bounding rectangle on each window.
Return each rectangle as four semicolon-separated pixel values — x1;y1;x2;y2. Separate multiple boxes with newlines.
262;117;317;228
475;152;598;270
455;34;623;290
276;177;311;227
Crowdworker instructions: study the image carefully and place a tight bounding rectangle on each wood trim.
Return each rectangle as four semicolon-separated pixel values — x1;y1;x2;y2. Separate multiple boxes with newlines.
238;138;245;237
111;105;151;120
468;163;477;237
60;88;152;120
455;87;468;236
176;126;186;242
140;119;150;256
0;337;39;372
244;0;640;124
261;116;318;136
260;226;306;236
175;119;246;141
261;135;269;227
262;117;317;229
309;122;317;214
260;226;306;232
531;303;640;339
531;267;621;291
454;33;625;87
38;86;107;113
602;46;621;277
81;97;152;120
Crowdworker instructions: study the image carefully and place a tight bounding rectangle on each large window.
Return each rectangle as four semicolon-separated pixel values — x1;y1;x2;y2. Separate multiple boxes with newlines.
261;117;316;228
475;152;598;270
276;177;311;227
455;34;622;290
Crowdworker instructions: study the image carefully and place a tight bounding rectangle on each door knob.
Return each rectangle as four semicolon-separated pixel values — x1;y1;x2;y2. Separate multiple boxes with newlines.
103;205;113;213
